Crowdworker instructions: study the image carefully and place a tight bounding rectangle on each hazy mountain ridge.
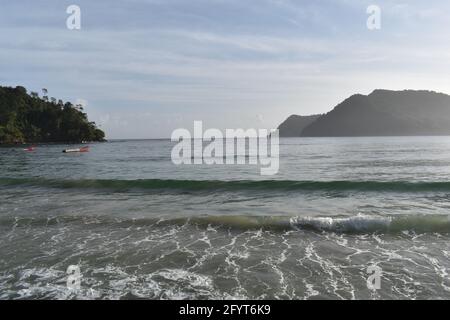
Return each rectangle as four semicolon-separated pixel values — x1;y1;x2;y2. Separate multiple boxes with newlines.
279;90;450;137
278;114;321;137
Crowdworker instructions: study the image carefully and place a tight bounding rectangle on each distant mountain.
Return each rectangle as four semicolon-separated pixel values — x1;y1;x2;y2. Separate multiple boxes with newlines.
279;90;450;137
278;114;321;137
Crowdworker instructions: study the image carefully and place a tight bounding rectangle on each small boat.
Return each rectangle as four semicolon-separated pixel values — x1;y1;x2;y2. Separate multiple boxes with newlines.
63;146;90;153
23;145;36;152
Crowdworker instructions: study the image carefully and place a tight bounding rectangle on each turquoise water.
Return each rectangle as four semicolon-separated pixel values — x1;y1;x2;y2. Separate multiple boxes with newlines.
0;137;449;299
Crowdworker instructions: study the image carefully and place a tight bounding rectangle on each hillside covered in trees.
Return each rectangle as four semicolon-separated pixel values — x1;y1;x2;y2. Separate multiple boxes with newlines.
0;86;105;144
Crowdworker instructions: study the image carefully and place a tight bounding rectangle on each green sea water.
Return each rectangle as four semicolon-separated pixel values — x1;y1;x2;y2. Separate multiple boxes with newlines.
0;137;449;299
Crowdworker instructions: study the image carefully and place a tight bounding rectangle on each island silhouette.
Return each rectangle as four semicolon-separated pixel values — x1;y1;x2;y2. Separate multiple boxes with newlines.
279;89;450;137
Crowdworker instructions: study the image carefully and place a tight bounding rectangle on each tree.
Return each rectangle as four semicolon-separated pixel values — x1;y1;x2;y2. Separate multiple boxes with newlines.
42;88;48;101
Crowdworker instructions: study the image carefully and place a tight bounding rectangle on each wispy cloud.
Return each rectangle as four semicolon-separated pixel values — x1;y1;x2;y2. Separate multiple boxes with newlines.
1;0;449;138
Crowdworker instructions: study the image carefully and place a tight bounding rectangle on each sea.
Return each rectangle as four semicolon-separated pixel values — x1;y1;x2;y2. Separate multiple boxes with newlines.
0;137;449;299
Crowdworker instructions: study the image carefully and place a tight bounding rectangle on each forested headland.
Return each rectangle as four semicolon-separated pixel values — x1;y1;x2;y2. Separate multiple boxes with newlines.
0;86;105;144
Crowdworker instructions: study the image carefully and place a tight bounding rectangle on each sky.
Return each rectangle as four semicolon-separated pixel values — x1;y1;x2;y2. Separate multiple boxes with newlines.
1;0;450;139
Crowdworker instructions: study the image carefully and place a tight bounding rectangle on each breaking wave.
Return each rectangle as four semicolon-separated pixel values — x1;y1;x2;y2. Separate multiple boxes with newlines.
1;214;449;234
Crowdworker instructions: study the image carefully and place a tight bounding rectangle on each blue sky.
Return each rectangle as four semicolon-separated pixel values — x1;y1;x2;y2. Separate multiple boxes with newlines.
1;0;450;138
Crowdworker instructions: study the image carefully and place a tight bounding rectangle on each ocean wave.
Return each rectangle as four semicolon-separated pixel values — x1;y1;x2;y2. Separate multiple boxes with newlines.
2;177;450;193
290;214;450;233
2;214;450;234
